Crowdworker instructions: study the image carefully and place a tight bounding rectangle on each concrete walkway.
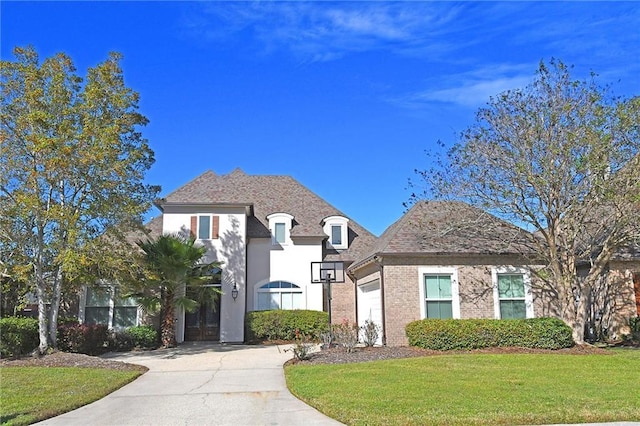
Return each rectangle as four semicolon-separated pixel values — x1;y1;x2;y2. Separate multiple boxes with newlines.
35;343;343;426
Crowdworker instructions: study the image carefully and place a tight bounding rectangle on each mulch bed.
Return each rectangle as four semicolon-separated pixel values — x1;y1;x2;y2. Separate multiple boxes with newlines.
0;351;147;372
0;344;623;370
286;343;613;366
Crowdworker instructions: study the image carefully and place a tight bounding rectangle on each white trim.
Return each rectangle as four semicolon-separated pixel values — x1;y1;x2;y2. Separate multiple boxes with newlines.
491;266;534;319
253;279;305;310
197;215;211;240
267;213;294;246
418;266;460;319
322;215;349;250
81;285;141;330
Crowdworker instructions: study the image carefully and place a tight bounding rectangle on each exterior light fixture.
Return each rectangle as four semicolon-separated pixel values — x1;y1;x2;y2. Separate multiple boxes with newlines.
231;282;239;301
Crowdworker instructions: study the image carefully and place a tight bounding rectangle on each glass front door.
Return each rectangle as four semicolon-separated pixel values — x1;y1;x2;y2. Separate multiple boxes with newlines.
185;286;221;341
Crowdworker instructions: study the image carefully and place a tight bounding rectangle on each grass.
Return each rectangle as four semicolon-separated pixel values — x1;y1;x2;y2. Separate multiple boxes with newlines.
0;367;143;426
285;349;640;425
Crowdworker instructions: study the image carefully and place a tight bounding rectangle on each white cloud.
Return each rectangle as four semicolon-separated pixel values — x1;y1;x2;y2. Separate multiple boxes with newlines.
182;2;465;62
415;75;532;108
391;62;535;109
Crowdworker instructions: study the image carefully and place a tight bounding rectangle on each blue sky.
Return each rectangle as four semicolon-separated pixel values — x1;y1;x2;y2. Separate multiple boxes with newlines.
2;2;639;236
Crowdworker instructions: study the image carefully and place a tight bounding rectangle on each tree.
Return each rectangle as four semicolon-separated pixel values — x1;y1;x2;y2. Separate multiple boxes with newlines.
131;234;221;348
0;46;159;353
412;59;640;343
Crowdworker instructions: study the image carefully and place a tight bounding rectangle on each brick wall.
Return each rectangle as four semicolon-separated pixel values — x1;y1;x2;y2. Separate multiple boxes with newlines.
331;275;356;324
383;265;421;346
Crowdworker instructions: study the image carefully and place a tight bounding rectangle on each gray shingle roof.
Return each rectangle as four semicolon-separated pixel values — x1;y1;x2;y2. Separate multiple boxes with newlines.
158;169;377;262
350;200;536;270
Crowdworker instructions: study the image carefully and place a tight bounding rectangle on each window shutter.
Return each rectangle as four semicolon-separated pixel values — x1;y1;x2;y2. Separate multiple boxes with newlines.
212;215;220;239
190;216;197;238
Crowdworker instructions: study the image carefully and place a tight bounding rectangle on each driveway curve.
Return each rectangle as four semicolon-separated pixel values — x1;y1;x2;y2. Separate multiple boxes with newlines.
35;343;343;426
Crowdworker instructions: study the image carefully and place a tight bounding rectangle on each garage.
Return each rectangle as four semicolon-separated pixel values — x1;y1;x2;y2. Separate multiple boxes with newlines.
357;280;383;345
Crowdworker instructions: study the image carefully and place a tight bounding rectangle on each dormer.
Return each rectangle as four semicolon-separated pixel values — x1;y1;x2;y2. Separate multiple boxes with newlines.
322;215;349;250
267;213;294;245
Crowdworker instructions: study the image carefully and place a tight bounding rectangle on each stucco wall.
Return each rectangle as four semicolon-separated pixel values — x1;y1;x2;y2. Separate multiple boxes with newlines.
161;205;247;343
246;238;324;312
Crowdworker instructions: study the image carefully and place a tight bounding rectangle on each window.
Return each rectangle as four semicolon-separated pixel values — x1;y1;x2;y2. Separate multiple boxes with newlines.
267;213;293;245
84;287;138;329
190;215;219;240
256;281;304;310
418;267;460;319
274;223;286;244
85;287;110;325
198;216;210;240
492;267;534;319
331;225;342;245
424;275;453;319
497;274;526;319
322;215;349;250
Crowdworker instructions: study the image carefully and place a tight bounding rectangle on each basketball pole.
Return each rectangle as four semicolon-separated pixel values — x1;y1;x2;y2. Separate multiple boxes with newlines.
325;271;333;326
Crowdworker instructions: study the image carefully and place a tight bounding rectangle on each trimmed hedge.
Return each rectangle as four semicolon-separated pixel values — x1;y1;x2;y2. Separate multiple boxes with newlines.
0;316;39;358
245;310;329;342
406;318;574;350
109;326;159;351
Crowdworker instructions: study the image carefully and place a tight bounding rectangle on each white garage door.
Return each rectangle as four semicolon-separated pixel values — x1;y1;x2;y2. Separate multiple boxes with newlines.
357;280;383;345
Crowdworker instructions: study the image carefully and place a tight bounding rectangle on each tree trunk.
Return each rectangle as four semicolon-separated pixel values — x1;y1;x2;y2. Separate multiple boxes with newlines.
161;290;177;348
36;281;49;354
47;267;63;349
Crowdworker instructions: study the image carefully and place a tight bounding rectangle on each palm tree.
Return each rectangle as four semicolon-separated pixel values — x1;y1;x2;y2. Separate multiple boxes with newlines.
130;234;221;348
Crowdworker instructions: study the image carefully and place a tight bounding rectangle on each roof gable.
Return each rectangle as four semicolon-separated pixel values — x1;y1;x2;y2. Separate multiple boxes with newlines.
158;169;377;262
351;200;536;269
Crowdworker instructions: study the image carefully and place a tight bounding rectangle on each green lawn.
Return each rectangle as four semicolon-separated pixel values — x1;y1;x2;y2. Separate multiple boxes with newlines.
285;349;640;426
0;367;143;426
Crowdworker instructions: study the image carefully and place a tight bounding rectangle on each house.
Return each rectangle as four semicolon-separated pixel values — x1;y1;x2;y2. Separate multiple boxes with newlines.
348;200;549;346
348;200;640;346
78;171;640;346
79;169;376;343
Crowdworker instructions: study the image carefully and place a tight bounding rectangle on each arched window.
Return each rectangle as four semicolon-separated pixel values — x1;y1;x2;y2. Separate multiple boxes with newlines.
256;281;303;310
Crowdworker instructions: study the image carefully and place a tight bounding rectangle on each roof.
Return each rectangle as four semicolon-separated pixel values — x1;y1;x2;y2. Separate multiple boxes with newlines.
350;200;536;270
158;169;377;262
124;215;164;246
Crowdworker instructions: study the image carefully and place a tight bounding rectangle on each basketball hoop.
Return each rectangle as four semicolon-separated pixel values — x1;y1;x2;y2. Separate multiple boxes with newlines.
311;261;345;284
311;261;345;327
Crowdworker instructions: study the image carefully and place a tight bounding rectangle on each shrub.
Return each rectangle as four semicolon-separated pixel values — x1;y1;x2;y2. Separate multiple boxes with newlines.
57;323;109;355
0;316;39;358
333;319;359;353
629;317;640;342
284;329;315;361
125;325;159;349
109;330;135;352
245;310;329;342
406;318;574;351
360;319;380;347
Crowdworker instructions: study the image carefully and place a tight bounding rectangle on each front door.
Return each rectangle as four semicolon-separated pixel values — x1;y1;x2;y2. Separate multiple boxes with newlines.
185;286;221;341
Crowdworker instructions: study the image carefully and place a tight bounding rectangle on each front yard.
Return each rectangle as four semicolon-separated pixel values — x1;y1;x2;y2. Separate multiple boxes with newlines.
0;353;145;426
285;349;640;426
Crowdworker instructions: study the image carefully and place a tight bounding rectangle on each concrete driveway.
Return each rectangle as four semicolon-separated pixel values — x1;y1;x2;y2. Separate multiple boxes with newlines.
34;343;343;426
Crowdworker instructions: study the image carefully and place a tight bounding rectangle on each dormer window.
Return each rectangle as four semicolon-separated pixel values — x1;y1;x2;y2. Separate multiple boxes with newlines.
274;223;286;244
267;213;294;245
331;225;342;245
322;215;349;250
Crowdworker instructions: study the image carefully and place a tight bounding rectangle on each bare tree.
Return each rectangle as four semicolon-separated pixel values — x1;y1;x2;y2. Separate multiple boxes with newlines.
412;59;640;343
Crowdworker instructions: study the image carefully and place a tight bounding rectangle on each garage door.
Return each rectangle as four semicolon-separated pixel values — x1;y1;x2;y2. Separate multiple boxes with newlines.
357;280;383;345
